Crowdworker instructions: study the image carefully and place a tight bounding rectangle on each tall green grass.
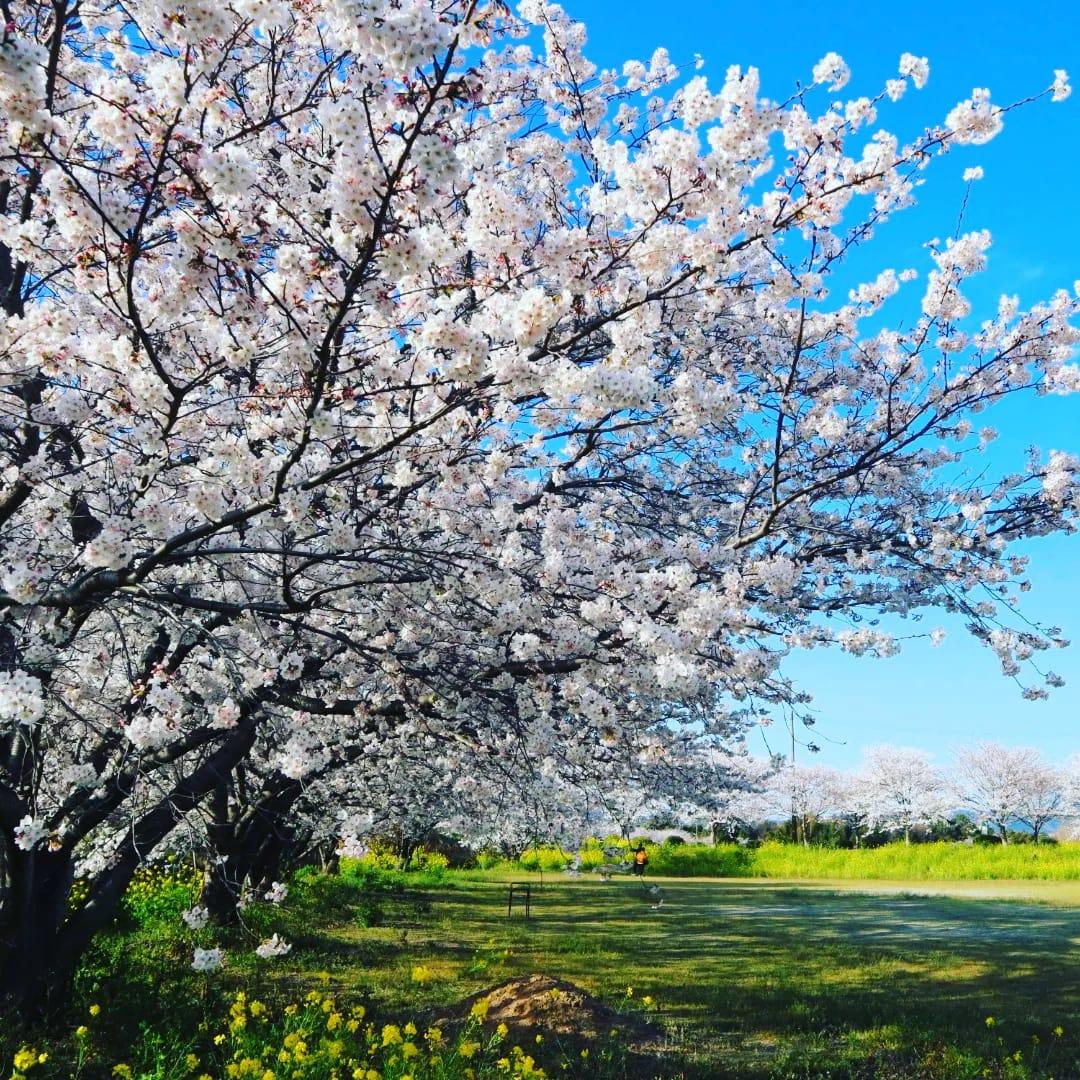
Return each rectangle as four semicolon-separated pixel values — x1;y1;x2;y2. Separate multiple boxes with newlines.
504;840;1080;881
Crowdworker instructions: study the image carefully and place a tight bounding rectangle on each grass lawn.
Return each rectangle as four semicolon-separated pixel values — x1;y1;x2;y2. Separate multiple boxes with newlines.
261;872;1080;1078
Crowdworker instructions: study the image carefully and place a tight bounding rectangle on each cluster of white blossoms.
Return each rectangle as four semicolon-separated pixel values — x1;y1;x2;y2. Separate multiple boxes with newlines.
211;698;242;730
898;53;931;90
510;287;570;347
0;0;1077;1003
1042;451;1079;505
0;35;48;141
181;906;210;931
191;948;225;973
945;87;1004;145
921;230;992;321
255;934;292;959
263;881;289;905
13;815;48;852
812;51;851;92
0;670;44;727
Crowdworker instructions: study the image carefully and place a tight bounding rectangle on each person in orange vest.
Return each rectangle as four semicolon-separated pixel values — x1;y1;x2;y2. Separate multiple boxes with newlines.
631;844;649;878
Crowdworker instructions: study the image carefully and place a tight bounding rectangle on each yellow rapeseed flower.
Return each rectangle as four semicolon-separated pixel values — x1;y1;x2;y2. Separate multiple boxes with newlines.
89;1005;101;1017
470;997;491;1021
13;1049;40;1071
381;1024;402;1047
495;1023;509;1040
403;1022;417;1037
459;1041;480;1059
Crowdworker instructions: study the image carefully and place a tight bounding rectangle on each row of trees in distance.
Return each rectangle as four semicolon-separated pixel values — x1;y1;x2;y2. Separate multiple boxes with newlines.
709;744;1079;847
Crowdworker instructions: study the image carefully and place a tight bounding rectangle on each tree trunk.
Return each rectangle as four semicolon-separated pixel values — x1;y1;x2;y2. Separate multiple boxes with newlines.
0;844;75;1017
0;720;257;1019
203;772;302;924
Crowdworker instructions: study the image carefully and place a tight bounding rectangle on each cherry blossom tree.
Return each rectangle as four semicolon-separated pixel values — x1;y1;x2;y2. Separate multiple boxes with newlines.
0;0;1077;1015
951;743;1063;843
764;763;847;846
851;745;950;843
1006;752;1065;844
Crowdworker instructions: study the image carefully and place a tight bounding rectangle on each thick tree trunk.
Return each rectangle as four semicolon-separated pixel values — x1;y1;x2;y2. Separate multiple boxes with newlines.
0;721;257;1019
203;772;303;924
0;845;76;1017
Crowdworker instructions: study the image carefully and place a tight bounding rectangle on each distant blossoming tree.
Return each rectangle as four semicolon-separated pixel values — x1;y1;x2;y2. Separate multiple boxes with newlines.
764;764;847;846
952;743;1064;843
851;745;950;844
0;0;1076;1014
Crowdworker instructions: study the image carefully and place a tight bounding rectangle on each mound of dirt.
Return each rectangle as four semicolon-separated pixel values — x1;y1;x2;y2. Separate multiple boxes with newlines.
453;974;663;1045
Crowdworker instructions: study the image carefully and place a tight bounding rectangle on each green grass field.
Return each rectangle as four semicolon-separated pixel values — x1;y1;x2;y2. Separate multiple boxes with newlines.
17;869;1080;1079
244;872;1080;1077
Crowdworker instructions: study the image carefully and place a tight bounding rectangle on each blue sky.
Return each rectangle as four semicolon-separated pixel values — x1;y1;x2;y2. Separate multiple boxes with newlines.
567;0;1080;769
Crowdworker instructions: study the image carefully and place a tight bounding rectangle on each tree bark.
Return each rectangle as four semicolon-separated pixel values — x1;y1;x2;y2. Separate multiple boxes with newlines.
0;843;75;1016
202;772;303;924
